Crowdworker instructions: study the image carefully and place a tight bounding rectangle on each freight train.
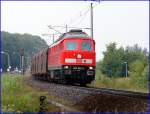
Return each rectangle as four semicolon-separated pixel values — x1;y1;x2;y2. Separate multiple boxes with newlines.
31;29;96;85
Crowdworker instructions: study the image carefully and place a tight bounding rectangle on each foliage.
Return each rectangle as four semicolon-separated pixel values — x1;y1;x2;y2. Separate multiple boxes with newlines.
129;60;149;89
95;42;148;91
100;43;125;77
99;42;148;77
1;31;48;71
2;74;62;112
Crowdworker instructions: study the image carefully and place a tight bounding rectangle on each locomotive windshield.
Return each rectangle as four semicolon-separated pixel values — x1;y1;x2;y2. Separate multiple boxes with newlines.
81;42;92;51
66;42;77;50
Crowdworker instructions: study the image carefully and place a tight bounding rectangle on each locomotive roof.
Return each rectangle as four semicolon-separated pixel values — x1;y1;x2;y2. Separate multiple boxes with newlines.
55;30;90;42
49;29;92;48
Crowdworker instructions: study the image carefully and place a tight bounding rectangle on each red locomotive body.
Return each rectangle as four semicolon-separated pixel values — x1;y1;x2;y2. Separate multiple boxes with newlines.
31;30;96;85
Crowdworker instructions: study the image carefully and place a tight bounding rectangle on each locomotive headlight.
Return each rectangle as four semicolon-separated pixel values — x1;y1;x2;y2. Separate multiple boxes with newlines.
89;67;93;69
64;66;69;69
77;54;82;58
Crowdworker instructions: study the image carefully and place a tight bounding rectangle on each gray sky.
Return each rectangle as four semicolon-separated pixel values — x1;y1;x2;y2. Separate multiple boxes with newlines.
1;1;149;61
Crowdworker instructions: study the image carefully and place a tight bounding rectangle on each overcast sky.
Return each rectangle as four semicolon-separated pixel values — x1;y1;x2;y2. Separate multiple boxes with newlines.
1;1;149;61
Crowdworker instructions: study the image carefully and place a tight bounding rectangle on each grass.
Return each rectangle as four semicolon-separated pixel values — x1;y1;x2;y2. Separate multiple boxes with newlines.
1;73;63;112
89;70;148;93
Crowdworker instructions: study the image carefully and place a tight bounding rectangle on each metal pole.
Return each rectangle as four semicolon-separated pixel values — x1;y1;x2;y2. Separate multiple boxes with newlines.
66;25;68;32
91;3;93;39
124;62;127;77
6;53;10;68
52;34;54;43
22;55;24;75
126;62;128;77
19;55;22;70
20;48;24;75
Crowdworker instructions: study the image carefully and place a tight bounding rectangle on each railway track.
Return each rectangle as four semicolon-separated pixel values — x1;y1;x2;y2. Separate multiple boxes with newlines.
31;74;149;100
80;86;148;99
59;84;148;100
30;74;149;100
28;72;148;100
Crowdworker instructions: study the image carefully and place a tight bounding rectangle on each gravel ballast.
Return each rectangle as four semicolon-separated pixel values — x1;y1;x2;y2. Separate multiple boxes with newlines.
24;75;148;112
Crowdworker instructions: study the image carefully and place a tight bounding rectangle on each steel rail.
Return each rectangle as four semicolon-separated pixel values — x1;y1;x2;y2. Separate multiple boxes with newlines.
33;77;148;100
60;84;148;100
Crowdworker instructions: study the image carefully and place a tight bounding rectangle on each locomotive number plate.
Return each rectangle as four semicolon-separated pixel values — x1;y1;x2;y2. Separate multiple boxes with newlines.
76;59;82;63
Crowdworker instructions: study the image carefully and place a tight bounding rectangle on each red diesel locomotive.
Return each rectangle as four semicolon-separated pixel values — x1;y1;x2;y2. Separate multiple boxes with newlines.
31;30;96;85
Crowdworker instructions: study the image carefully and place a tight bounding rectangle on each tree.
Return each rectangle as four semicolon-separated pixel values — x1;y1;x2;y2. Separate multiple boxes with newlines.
98;42;148;78
129;60;148;88
124;44;148;65
100;43;125;77
1;31;48;71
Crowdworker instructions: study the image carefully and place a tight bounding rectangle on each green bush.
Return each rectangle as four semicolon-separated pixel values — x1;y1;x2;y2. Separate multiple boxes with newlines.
129;60;148;89
2;74;49;112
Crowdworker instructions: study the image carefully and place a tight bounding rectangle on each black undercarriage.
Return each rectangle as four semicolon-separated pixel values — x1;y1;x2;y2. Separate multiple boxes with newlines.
33;65;95;85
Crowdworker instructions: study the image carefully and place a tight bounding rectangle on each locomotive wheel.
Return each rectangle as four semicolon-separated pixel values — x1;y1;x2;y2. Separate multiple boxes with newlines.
65;80;73;85
47;75;52;82
80;83;87;87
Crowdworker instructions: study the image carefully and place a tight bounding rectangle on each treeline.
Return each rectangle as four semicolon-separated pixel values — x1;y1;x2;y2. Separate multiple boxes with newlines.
1;31;48;71
97;42;149;88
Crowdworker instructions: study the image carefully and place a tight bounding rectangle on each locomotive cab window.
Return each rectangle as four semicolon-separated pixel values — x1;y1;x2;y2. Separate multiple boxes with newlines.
66;42;77;50
81;42;92;51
